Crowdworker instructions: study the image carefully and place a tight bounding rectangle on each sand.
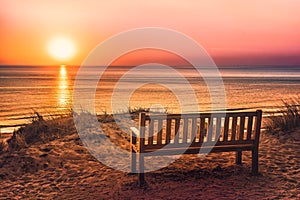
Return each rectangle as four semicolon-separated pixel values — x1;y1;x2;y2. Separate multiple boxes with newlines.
0;116;299;199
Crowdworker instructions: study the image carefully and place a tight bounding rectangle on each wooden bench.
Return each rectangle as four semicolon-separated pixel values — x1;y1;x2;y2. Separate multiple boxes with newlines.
130;110;262;186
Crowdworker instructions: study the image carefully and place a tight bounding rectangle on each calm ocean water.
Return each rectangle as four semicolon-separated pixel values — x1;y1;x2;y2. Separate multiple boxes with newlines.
1;65;300;133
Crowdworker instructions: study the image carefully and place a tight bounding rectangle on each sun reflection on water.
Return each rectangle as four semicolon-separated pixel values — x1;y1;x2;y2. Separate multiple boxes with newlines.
57;65;70;110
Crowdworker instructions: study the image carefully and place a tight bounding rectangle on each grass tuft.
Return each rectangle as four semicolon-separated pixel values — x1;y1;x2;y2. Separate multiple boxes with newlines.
4;106;168;152
266;96;300;132
0;140;8;152
7;113;76;150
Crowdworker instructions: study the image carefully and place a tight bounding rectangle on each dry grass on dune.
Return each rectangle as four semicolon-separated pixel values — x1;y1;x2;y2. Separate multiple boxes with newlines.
265;96;300;133
7;116;76;151
2;110;136;153
1;106;161;153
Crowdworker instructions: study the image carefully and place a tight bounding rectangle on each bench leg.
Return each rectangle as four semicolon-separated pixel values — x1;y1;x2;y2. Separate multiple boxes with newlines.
130;150;137;173
236;151;242;165
252;148;259;175
139;153;145;187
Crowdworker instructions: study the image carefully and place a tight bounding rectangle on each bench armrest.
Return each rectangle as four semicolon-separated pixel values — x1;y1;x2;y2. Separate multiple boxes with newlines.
130;127;139;137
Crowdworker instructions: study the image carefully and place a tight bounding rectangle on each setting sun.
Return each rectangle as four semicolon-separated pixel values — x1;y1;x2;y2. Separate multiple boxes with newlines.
48;37;76;61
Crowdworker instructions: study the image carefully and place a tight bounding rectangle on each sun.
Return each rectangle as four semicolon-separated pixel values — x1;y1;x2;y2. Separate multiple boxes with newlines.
48;37;76;61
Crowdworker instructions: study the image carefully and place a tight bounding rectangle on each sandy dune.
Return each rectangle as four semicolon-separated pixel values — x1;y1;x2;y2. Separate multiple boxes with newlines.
0;117;299;199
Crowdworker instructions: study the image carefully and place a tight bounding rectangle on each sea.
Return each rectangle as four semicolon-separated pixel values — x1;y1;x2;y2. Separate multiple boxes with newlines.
1;65;300;133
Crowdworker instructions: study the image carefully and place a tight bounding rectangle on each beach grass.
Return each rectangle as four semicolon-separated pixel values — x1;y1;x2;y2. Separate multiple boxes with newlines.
3;106;152;152
7;113;76;151
265;96;300;132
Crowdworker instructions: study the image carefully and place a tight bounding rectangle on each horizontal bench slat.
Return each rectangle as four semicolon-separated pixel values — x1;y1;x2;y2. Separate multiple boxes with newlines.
142;140;254;152
143;144;254;156
144;111;260;121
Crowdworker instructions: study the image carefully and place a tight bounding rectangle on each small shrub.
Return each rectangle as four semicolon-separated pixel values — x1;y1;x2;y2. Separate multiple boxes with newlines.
128;106;168;120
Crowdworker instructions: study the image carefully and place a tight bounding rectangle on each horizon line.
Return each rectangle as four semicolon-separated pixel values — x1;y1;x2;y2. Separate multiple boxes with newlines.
1;64;300;68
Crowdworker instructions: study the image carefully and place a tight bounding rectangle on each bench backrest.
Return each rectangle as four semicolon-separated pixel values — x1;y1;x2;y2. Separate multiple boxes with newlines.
137;110;262;152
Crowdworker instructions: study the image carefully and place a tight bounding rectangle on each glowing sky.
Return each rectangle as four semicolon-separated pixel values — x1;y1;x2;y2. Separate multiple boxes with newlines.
0;0;300;66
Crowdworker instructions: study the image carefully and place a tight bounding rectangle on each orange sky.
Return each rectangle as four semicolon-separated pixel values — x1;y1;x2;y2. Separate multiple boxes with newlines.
0;0;300;66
